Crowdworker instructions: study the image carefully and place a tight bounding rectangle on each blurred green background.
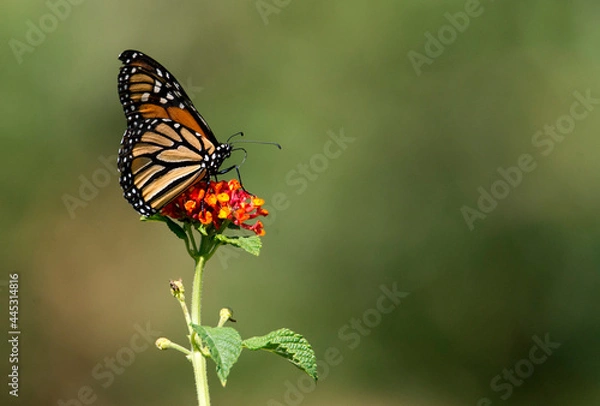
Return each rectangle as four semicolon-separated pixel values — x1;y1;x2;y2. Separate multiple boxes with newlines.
2;1;600;405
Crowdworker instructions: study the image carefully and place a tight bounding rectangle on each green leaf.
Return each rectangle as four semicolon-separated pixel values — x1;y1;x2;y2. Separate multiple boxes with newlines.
215;234;262;256
141;214;187;240
242;328;318;380
191;324;242;386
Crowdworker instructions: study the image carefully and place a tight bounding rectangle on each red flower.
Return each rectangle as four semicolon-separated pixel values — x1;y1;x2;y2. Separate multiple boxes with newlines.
161;180;268;236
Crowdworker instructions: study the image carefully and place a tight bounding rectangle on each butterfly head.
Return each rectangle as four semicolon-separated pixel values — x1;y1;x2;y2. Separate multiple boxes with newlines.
208;143;233;174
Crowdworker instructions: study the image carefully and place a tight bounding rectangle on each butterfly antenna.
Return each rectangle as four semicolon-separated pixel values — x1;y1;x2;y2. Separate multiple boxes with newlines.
232;140;282;149
227;131;244;143
226;131;282;150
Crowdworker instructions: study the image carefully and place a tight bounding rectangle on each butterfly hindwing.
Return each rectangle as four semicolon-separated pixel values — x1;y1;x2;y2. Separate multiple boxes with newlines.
117;118;223;216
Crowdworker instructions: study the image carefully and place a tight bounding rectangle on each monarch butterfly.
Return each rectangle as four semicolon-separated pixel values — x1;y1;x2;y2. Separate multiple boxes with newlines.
117;49;234;216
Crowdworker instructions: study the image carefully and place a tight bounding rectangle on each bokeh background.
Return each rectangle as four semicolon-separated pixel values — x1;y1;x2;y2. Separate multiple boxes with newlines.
2;1;600;405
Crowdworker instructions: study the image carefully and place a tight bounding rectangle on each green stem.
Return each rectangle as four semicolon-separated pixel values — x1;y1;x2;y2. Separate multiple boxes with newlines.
191;256;205;325
188;223;198;255
205;241;221;261
164;340;191;356
178;294;193;337
184;223;198;258
190;255;210;406
191;350;210;406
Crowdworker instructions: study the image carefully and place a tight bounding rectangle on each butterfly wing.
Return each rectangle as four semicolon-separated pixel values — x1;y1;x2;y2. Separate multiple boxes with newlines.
118;118;219;216
117;49;220;146
117;50;233;215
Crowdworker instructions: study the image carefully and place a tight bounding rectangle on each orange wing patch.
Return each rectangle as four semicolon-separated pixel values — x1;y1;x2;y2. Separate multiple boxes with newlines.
166;106;203;134
139;103;169;120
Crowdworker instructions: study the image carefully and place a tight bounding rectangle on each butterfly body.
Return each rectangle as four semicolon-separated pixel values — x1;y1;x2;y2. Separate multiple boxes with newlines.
117;50;231;216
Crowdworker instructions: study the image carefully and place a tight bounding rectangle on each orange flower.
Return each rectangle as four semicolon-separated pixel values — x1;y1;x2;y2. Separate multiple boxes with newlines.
161;180;269;236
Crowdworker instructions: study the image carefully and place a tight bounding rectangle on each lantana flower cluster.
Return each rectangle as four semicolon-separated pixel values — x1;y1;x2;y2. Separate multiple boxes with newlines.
161;179;268;236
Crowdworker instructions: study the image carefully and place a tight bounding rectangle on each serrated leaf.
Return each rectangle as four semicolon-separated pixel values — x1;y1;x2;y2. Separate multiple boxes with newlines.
215;234;262;256
191;324;242;386
242;328;318;380
141;214;187;240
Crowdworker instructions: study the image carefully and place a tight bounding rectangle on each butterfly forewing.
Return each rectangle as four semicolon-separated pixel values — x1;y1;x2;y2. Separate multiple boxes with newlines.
118;50;219;145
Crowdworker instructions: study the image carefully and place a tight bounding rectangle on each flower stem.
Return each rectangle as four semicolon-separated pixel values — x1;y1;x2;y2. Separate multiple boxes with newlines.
178;294;193;337
191;350;210;406
156;338;191;355
191;255;210;406
184;223;198;258
191;256;205;325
